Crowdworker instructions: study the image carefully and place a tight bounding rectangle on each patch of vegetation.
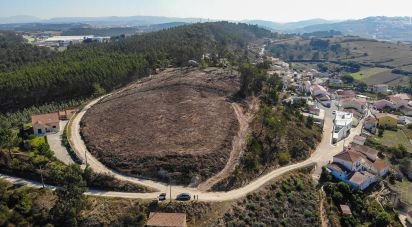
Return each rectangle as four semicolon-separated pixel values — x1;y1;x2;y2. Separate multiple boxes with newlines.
370;127;412;151
215;173;320;226
323;181;401;227
0;30;55;72
351;67;390;81
0;22;272;112
214;74;321;191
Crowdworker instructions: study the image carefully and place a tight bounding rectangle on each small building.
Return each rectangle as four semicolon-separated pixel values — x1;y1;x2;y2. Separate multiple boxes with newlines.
340;205;352;215
340;97;367;113
58;109;77;120
363;116;377;134
373;99;394;110
32;113;60;136
310;84;328;97
400;106;412;116
375;113;398;128
146;212;186;227
352;135;366;146
398;116;412;125
327;144;390;190
316;94;331;107
388;93;411;109
335;89;357;100
372;84;389;94
332;111;353;143
348;171;376;190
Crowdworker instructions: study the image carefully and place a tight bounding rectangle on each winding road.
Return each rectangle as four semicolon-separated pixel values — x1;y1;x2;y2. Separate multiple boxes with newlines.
1;93;366;201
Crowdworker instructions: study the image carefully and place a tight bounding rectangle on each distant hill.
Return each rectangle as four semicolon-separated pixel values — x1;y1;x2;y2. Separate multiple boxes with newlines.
242;18;336;31
0;15;41;24
298;16;412;42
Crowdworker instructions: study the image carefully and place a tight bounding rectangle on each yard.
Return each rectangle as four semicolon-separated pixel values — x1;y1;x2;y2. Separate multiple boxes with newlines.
391;180;412;207
371;128;412;151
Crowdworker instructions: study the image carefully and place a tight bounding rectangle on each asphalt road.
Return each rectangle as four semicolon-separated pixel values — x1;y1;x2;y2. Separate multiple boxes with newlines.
0;94;366;201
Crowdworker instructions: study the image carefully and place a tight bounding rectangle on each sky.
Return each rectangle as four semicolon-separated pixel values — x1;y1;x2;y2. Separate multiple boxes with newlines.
0;0;412;22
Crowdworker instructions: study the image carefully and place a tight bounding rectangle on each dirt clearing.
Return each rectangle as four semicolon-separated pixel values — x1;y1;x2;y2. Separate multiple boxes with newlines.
81;68;241;185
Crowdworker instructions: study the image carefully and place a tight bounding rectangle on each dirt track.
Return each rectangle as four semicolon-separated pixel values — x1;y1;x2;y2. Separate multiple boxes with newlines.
81;68;241;185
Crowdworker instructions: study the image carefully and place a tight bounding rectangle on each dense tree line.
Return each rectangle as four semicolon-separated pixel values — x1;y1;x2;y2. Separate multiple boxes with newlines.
0;22;271;112
0;30;55;72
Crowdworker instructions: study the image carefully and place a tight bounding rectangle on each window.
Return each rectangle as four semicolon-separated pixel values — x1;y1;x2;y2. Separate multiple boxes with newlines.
53;126;56;129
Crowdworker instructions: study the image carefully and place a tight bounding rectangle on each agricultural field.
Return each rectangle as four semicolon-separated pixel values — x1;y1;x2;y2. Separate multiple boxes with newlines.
371;128;412;151
81;68;241;185
351;67;390;80
350;67;408;86
339;39;412;68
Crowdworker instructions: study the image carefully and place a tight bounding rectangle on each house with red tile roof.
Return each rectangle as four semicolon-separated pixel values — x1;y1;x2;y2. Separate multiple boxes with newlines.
327;143;390;190
32;113;60;136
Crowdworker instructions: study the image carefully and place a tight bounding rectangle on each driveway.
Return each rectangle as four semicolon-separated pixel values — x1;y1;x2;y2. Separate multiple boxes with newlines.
47;120;75;165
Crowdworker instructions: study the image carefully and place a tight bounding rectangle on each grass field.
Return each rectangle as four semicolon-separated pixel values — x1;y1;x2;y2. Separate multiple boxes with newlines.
393;180;412;206
371;128;412;151
351;67;390;80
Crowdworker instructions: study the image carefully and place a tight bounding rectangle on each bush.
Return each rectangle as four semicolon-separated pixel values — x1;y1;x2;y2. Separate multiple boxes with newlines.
278;152;291;165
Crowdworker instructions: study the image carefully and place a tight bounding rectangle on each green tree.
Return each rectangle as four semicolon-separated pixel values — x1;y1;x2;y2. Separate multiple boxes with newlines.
278;152;291;165
52;164;86;226
0;128;20;160
306;115;314;129
342;75;354;84
374;211;391;227
92;83;106;98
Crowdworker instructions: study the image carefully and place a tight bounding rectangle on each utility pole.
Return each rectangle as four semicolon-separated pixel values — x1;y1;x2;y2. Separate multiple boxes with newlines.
39;165;45;188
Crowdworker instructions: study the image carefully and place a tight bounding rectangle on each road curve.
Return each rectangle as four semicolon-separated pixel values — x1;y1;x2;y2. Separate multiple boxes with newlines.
1;93;366;201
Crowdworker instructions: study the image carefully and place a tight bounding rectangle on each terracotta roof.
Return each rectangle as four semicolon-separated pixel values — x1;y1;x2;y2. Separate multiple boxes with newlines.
350;144;378;159
352;136;367;145
389;93;410;101
348;171;373;185
334;150;362;163
31;112;59;125
147;212;186;227
374;159;390;172
364;116;377;124
340;205;352;215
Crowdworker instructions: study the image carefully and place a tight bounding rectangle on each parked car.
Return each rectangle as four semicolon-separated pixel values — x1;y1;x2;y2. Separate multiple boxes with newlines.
159;193;166;201
176;193;191;201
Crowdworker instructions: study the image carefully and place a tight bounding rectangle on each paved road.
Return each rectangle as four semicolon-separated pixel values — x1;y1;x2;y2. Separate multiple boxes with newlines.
62;94;365;201
0;93;366;201
47;120;74;165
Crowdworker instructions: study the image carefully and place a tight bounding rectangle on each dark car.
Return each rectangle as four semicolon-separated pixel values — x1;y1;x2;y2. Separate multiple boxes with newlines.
158;193;166;201
176;193;191;201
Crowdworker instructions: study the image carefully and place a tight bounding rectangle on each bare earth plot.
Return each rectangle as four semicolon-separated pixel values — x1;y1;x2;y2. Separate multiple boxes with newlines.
81;68;242;185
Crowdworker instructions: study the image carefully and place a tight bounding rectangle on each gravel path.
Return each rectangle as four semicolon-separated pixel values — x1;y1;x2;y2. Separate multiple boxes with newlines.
47;120;74;165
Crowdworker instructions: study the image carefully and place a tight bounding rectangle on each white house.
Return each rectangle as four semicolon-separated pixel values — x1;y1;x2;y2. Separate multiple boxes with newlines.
328;145;390;190
332;111;353;143
32;113;60;136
